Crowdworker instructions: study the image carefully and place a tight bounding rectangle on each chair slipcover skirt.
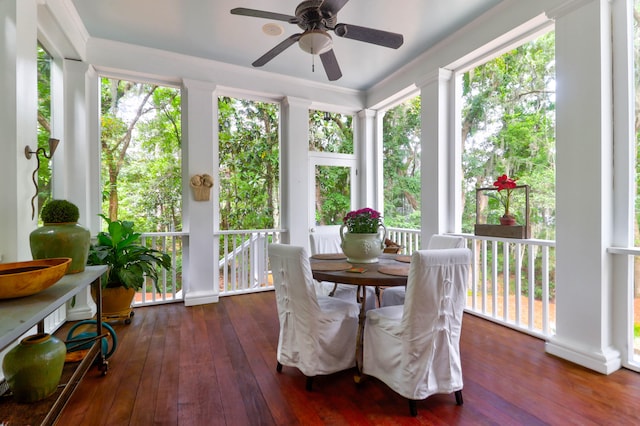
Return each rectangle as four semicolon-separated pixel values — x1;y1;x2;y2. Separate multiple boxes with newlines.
363;248;470;401
269;244;359;377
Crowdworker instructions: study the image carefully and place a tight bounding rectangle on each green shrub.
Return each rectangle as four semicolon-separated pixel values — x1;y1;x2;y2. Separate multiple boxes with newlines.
41;199;80;223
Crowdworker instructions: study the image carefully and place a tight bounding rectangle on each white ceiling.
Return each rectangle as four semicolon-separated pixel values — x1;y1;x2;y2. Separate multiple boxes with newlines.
70;0;502;91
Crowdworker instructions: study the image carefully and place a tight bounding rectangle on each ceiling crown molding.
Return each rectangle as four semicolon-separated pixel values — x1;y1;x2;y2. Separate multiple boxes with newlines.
40;0;90;60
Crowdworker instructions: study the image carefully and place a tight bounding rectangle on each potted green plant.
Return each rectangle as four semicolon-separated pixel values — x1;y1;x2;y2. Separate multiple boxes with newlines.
87;214;171;323
29;199;91;274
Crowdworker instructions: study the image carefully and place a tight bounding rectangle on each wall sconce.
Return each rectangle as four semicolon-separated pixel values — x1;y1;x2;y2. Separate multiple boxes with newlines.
25;138;60;219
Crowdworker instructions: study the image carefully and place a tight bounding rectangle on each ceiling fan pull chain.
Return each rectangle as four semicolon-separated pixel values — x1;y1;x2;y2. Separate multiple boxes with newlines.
312;51;316;73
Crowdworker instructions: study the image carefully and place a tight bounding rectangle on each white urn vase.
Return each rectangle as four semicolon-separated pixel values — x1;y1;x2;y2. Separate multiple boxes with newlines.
339;224;386;263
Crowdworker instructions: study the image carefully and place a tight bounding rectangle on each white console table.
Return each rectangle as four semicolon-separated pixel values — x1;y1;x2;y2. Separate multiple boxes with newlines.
0;265;108;425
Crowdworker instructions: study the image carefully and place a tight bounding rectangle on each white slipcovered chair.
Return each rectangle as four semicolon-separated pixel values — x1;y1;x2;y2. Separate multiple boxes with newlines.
363;248;471;416
309;229;377;311
268;243;359;391
380;234;466;307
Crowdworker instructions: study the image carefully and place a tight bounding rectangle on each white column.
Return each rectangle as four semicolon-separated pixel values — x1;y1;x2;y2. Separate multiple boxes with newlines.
0;0;38;262
54;60;91;212
356;109;378;210
182;79;218;306
418;69;454;243
374;110;386;214
59;59;97;320
545;0;620;374
610;0;635;366
281;97;311;248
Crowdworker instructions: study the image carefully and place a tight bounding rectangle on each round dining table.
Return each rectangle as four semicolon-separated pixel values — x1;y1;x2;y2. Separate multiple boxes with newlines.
310;253;411;380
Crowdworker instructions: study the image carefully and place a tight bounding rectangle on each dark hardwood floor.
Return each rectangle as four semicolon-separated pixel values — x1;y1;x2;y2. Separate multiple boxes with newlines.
54;291;640;425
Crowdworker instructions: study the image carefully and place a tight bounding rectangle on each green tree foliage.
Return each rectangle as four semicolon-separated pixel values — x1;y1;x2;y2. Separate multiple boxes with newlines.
309;110;353;153
218;97;280;230
382;97;422;229
35;45;52;220
99;78;182;232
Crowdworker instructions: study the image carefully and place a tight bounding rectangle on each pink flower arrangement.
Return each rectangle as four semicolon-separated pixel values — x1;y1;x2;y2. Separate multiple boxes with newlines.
493;174;518;217
343;208;383;234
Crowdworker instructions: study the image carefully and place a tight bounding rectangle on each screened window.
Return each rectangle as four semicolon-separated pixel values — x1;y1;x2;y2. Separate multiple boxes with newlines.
460;31;556;240
35;44;53;221
382;96;421;229
218;96;280;230
99;77;182;233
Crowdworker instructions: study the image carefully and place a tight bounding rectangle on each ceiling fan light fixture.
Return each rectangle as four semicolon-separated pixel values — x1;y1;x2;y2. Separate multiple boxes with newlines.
298;30;332;55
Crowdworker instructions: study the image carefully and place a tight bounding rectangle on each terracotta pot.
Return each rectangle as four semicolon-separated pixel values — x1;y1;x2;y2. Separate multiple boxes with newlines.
99;286;136;317
499;215;517;226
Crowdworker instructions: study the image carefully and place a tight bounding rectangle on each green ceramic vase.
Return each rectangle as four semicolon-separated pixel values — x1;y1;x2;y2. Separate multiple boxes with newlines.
2;333;66;403
30;222;91;274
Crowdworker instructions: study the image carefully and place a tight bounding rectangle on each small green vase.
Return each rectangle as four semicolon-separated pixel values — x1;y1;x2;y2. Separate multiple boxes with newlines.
30;222;91;274
2;333;66;403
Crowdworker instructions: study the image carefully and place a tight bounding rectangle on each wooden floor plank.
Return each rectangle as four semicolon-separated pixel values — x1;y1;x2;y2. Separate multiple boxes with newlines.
52;291;640;425
152;304;182;425
204;301;256;426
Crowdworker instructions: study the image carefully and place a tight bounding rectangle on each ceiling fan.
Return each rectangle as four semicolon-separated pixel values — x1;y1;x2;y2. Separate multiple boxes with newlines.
230;0;404;81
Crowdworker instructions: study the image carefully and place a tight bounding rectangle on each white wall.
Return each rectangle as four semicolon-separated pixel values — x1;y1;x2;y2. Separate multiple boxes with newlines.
0;0;39;262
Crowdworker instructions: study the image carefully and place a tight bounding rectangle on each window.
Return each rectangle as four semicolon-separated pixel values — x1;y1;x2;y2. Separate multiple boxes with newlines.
99;77;182;233
36;44;53;221
458;31;556;329
631;0;640;365
382;96;421;229
460;32;556;240
218;96;280;230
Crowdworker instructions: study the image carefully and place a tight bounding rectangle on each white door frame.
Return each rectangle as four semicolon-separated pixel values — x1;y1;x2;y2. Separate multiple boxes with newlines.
308;152;358;233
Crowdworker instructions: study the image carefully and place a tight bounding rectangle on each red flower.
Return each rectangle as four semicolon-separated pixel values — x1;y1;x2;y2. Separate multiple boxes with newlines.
492;174;518;216
493;174;517;191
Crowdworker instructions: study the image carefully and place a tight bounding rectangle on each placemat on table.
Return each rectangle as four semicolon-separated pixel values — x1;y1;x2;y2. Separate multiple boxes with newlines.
310;262;352;271
395;255;412;263
311;253;347;260
378;265;410;277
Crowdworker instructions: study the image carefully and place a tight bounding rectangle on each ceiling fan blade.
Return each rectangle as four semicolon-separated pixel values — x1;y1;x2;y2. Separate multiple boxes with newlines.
321;0;350;15
320;50;342;81
231;8;297;24
334;23;403;49
252;34;302;67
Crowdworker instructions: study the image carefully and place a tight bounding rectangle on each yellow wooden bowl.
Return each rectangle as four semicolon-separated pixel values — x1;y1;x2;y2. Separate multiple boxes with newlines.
0;258;71;299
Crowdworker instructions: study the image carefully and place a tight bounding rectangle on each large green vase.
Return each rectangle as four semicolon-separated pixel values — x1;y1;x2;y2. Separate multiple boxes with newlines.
30;222;91;274
2;333;66;403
